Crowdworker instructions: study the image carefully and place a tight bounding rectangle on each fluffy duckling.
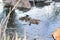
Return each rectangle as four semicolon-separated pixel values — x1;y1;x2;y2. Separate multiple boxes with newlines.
52;28;60;40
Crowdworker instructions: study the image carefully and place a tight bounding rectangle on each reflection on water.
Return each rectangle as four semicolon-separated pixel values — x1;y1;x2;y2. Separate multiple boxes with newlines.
0;2;60;40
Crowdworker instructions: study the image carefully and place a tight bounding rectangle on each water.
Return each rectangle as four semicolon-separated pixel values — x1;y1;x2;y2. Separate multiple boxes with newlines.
0;2;60;40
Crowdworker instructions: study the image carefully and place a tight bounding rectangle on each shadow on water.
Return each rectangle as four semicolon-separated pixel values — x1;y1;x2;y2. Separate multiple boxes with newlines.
3;4;17;40
2;4;30;39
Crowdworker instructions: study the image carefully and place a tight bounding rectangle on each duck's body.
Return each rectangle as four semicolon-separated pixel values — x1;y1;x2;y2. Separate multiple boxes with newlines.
29;19;40;25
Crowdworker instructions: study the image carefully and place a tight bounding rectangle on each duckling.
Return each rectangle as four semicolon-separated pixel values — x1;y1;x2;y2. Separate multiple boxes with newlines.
19;17;25;21
29;19;40;25
19;15;29;21
19;15;40;25
52;28;60;40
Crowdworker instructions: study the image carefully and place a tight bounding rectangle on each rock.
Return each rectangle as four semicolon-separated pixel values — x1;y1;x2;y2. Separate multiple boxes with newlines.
53;0;60;2
3;0;31;9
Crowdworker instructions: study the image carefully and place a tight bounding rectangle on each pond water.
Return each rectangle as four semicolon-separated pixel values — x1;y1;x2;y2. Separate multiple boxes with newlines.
0;2;60;40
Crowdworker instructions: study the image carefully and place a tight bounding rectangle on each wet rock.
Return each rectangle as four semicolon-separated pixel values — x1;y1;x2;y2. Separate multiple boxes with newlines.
3;0;31;9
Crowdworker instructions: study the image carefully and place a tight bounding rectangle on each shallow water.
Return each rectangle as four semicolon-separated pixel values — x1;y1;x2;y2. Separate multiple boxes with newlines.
0;2;60;40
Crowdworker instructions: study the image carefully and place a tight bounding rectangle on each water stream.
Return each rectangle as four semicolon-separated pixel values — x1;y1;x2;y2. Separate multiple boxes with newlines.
0;1;60;40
